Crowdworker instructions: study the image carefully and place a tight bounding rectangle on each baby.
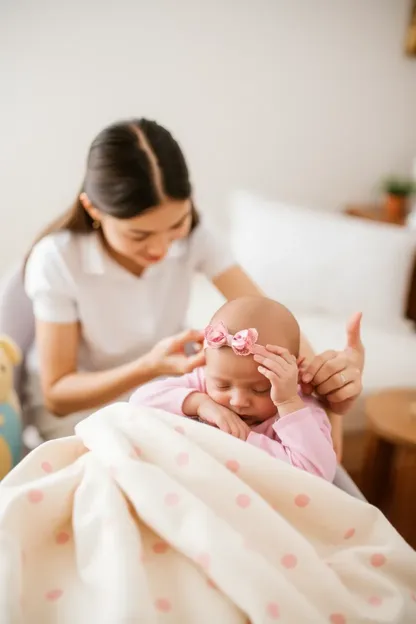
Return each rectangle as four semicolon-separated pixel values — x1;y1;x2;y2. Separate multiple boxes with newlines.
130;296;337;481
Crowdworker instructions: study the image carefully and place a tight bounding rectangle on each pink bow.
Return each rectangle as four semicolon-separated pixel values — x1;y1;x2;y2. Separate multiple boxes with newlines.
204;321;259;356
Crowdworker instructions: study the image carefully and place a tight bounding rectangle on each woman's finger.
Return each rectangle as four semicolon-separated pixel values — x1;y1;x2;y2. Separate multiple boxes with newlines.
301;350;338;384
299;381;314;395
308;353;348;389
183;349;206;372
266;344;295;365
315;366;359;397
297;356;308;370
326;380;362;404
170;328;204;351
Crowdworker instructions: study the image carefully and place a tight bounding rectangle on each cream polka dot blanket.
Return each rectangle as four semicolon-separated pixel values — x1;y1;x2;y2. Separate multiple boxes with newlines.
0;402;415;623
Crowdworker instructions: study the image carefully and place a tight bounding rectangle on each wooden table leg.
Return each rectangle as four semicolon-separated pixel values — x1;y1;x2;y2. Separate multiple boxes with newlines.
361;432;394;507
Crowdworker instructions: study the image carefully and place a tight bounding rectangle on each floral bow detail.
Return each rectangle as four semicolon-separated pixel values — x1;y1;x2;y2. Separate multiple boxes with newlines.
204;321;259;356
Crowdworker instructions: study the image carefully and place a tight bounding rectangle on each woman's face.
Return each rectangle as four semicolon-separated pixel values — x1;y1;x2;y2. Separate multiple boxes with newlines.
99;199;192;269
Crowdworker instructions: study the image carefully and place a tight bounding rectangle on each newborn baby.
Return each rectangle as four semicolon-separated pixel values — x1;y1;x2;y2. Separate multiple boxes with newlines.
130;296;336;481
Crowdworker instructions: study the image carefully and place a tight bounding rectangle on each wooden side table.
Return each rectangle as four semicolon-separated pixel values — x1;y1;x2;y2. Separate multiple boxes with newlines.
344;204;416;325
362;389;416;549
345;204;406;226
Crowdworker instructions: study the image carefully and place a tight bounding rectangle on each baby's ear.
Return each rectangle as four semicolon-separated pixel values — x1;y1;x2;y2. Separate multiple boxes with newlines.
0;335;22;366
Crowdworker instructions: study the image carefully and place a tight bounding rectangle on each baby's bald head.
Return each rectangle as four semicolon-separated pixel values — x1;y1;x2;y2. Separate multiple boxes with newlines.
209;296;300;357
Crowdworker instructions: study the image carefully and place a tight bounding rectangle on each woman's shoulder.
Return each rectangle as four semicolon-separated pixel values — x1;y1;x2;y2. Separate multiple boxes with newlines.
27;231;94;269
25;231;92;287
29;230;81;260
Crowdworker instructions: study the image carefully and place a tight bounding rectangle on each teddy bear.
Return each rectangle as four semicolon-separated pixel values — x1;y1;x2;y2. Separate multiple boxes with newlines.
0;335;22;479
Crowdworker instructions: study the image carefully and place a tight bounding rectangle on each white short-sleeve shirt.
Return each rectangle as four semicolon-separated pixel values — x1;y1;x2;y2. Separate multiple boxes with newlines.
24;223;235;439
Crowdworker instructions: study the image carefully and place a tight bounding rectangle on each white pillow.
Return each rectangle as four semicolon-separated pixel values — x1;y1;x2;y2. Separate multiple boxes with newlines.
229;190;415;330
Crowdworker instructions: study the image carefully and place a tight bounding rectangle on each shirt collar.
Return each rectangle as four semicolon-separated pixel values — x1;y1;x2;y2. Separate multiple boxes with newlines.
80;233;106;275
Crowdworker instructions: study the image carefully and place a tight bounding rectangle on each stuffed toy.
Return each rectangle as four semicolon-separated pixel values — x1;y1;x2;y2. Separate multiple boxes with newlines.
0;335;22;479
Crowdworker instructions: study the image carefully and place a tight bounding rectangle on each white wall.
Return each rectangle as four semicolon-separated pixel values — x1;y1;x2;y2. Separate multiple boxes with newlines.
1;0;415;272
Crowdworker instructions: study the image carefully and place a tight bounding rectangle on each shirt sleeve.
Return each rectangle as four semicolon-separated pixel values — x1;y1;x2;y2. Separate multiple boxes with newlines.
129;367;207;416
247;403;337;481
190;223;236;279
24;236;78;323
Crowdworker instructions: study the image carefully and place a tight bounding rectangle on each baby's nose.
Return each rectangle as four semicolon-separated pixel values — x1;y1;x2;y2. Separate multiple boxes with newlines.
229;389;250;408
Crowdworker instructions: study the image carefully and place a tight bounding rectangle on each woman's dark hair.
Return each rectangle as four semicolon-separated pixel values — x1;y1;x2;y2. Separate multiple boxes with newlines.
30;118;199;245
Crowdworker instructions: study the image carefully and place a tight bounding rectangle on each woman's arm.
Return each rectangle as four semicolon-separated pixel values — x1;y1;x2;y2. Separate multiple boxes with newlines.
36;321;205;416
36;320;157;416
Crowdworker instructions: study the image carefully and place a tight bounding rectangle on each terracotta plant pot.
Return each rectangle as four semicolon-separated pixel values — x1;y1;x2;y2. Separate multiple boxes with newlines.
384;193;407;221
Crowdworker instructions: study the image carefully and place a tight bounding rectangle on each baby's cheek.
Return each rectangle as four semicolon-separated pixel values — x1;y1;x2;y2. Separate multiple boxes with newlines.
255;396;278;419
207;388;229;408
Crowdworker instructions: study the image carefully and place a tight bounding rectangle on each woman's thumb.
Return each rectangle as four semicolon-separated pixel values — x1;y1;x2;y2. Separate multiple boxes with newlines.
346;312;363;350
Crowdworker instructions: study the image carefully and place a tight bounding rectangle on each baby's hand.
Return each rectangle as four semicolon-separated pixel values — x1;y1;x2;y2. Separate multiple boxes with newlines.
197;395;251;441
253;345;304;415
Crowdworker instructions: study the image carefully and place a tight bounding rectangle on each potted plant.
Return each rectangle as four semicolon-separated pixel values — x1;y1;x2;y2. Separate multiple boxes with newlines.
381;176;415;221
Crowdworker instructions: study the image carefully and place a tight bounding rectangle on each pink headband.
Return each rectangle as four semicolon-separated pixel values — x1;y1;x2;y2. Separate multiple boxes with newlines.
204;321;259;356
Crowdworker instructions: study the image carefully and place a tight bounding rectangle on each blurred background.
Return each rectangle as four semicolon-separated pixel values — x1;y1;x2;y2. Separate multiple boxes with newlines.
1;0;416;267
1;0;416;543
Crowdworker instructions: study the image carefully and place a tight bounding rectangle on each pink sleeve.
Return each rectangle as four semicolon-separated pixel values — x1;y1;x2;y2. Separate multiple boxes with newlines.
129;367;206;416
247;403;336;481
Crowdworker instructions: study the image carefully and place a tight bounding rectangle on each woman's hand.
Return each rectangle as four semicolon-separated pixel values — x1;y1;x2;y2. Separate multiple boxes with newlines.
147;329;205;376
196;394;251;440
300;313;364;415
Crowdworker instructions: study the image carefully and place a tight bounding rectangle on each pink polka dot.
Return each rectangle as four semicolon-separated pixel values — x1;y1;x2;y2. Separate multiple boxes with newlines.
130;445;142;459
266;602;280;619
236;494;251;509
368;596;382;606
207;578;217;589
281;554;297;569
176;452;189;467
174;425;185;434
329;614;346;624
411;591;416;602
294;494;310;508
55;531;70;545
27;489;44;504
164;492;180;506
41;461;53;473
370;553;386;568
155;598;171;613
226;459;240;473
152;541;169;554
45;589;63;602
344;528;355;540
196;552;211;570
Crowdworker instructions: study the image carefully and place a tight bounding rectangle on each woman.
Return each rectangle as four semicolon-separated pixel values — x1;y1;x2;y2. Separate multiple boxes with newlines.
24;118;364;444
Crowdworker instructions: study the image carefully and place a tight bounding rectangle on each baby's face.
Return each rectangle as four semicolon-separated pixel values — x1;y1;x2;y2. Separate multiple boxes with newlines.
205;348;277;426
